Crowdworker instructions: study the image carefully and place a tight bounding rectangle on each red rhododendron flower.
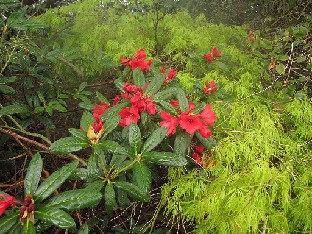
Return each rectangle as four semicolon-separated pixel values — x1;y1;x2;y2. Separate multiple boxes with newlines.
204;80;218;95
119;106;140;126
134;49;147;60
113;95;121;105
204;53;213;64
164;68;177;83
0;194;15;216
200;104;216;126
121;49;152;72
93;102;110;121
211;47;221;57
145;99;157;114
192;152;203;166
160;111;179;136
169;100;180;107
198;125;213;138
160;66;165;73
179;114;202;134
123;82;143;93
204;47;221;64
193;144;205;154
91;120;104;134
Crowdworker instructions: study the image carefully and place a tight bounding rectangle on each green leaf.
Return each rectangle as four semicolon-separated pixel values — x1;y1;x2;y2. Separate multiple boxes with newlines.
129;122;142;150
50;137;89;154
78;82;88;92
142;127;167;153
176;88;188;112
45;189;102;211
103;114;120;138
275;63;285;75
24;153;43;196
85;180;104;191
158;100;178;115
98;140;128;155
133;162;152;193
153;87;176;102
0;212;19;234
80;111;94;132
133;68;146;88
144;72;166;97
21;220;36;234
96;91;109;103
69;128;88;140
68;168;88;180
102;101;128;121
87;152;99;178
143;151;187;167
7;222;22;234
0;84;15;94
296;56;306;63
77;222;90;234
35;206;76;229
0;103;31;116
114;181;150;202
34;161;79;202
174;132;192;157
195;132;217;151
104;183;118;214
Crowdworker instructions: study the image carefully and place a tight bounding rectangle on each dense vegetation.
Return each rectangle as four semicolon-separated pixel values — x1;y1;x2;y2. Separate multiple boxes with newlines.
0;0;311;233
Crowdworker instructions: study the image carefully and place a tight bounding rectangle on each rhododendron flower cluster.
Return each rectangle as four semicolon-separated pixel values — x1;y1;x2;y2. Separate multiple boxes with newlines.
204;80;218;94
204;47;221;64
160;103;216;138
117;82;157;126
87;102;110;144
0;193;15;216
121;49;152;72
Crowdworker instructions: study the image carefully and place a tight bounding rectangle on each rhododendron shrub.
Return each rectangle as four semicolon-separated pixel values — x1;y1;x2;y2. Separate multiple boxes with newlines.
46;49;219;219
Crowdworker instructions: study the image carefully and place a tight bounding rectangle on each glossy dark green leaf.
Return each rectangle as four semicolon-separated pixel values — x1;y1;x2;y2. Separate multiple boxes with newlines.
69;128;88;140
87;152;100;178
144;72;166;97
77;222;90;234
174;132;192;157
133;162;152;193
143;151;187;167
98;140;128;155
176;88;188;112
24;153;43;196
117;187;130;207
7;222;22;234
142;127;167;153
0;84;15;94
129;122;141;150
50;137;89;154
45;189;102;211
195;132;217;151
152;87;176;102
21;220;36;234
35;206;76;229
103;115;120;138
104;183;118;214
34;161;79;202
102;101;128;121
133;68;145;88
68;168;88;180
114;181;150;202
85;180;104;191
0;103;31;116
80;111;94;132
0;212;19;234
